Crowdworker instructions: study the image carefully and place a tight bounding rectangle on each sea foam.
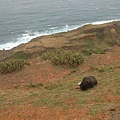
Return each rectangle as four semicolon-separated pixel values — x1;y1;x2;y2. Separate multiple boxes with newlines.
91;19;120;25
0;24;79;50
0;19;120;50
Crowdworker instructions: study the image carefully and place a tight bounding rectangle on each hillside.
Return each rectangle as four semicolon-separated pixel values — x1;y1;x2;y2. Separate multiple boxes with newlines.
0;21;120;120
0;21;120;61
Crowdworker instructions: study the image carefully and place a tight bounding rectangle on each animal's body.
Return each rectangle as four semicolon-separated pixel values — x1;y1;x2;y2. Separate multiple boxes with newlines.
80;76;97;90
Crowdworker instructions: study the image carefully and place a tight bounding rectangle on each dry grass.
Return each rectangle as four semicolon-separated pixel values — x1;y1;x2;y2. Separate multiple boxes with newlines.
0;47;120;120
0;21;120;120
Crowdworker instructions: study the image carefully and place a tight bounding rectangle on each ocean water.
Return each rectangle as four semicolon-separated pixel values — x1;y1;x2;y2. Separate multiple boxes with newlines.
0;0;120;50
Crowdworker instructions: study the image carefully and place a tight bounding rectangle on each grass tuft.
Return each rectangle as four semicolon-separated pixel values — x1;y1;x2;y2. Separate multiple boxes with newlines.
27;82;44;88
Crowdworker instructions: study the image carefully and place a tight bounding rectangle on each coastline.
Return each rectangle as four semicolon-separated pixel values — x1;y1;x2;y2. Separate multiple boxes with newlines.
0;19;120;51
0;20;120;61
0;20;120;120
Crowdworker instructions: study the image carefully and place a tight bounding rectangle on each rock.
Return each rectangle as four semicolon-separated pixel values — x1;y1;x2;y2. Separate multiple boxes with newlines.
110;107;116;111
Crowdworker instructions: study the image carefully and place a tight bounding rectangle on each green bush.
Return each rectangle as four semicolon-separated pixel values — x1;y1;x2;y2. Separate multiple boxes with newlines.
0;59;29;74
41;49;84;67
81;48;106;55
11;51;29;60
90;65;114;73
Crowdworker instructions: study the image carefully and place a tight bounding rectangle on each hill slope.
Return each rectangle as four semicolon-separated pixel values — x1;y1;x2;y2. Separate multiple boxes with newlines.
0;21;120;120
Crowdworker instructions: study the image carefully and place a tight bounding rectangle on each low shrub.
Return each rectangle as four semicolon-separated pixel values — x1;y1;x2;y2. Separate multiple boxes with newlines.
0;59;29;74
27;82;43;88
90;65;114;73
41;49;84;67
81;48;106;55
11;51;29;60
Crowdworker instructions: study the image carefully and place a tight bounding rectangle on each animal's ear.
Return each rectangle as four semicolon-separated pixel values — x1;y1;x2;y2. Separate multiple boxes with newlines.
85;80;89;84
83;77;86;81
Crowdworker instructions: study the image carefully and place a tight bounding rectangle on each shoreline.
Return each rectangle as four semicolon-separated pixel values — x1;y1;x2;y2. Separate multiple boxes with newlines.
0;20;120;61
0;19;120;51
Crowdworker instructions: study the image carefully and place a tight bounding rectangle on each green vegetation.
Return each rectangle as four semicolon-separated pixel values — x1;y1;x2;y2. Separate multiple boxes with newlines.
0;68;120;111
41;49;84;67
96;31;104;40
81;48;106;55
0;59;29;74
11;51;30;60
0;90;29;108
0;53;120;118
90;65;115;73
27;82;43;88
84;38;95;48
0;22;120;119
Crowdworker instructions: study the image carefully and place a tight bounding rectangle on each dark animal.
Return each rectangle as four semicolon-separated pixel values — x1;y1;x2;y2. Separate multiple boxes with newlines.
80;76;97;90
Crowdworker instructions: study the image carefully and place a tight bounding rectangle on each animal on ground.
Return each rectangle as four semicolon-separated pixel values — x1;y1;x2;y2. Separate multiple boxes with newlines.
76;76;97;91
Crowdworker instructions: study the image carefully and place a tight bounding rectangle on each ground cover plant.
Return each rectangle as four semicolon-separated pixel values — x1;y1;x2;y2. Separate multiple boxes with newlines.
27;82;44;88
81;47;106;55
0;59;29;74
11;51;30;60
41;49;84;67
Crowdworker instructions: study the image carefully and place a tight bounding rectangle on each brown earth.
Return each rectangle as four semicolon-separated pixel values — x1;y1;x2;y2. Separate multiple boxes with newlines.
0;22;120;120
0;46;120;120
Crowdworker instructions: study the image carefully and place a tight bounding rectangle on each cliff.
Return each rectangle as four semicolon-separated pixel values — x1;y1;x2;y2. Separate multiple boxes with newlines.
0;21;120;60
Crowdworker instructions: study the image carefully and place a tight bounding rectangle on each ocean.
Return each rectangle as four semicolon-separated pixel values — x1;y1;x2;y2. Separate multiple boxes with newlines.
0;0;120;50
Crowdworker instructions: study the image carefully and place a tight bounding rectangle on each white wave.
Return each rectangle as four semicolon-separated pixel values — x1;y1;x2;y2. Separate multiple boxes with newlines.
0;31;49;50
92;19;120;25
0;42;21;50
48;27;58;30
0;25;79;50
0;19;120;50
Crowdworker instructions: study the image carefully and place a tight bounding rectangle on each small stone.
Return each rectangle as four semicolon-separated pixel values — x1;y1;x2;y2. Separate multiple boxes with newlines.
110;107;116;111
